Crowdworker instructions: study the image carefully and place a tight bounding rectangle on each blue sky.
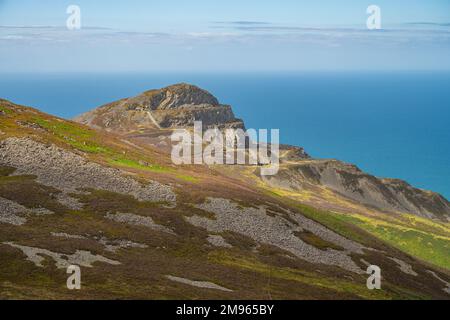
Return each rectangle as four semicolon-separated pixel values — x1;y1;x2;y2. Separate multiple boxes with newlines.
1;0;450;72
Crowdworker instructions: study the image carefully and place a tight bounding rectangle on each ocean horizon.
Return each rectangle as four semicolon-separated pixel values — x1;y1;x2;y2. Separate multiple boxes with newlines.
1;71;449;199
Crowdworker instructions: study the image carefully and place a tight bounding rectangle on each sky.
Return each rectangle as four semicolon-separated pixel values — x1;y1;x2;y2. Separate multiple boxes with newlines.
0;0;450;72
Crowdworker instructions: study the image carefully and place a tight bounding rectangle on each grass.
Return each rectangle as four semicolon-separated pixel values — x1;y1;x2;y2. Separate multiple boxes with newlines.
294;230;344;251
337;213;450;270
175;174;199;183
0;166;16;177
294;203;376;247
0;105;13;114
33;117;93;139
33;117;114;154
109;157;199;183
109;157;170;174
294;201;450;270
208;250;413;300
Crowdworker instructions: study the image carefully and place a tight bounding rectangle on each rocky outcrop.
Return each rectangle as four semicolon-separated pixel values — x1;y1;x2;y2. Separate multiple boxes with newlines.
74;83;245;132
0;137;176;204
279;144;310;162
263;159;450;220
3;242;120;269
187;197;365;273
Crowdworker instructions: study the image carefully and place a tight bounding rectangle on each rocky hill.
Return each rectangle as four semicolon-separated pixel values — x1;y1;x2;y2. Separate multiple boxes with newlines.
0;93;449;300
74;83;245;132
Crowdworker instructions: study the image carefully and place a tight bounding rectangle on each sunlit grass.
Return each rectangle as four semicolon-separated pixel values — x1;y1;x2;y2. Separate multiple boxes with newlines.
208;251;417;300
337;213;450;270
109;157;170;173
0;105;13;114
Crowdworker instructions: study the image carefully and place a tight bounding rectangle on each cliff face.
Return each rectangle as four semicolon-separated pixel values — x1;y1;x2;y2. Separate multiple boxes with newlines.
74;83;245;132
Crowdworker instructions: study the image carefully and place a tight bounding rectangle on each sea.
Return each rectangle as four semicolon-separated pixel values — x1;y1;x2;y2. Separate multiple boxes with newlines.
1;72;449;199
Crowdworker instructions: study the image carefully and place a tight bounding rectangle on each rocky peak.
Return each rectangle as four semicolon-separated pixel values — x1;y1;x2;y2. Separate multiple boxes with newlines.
74;83;245;132
126;83;221;112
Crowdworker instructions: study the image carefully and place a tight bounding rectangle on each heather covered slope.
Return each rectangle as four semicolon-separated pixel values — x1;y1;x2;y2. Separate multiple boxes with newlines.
1;99;449;299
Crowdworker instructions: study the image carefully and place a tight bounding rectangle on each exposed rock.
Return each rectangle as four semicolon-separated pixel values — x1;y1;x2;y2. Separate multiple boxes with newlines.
50;232;148;253
427;270;450;294
32;207;54;216
105;212;174;234
0;197;53;225
98;237;148;253
0;197;28;226
3;242;120;268
186;198;364;273
74;83;245;132
55;193;84;211
207;235;232;248
389;257;418;276
166;275;233;292
0;137;176;204
279;144;310;162
51;232;87;240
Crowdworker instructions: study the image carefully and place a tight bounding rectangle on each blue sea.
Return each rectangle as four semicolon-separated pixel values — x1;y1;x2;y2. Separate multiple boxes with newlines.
1;72;449;199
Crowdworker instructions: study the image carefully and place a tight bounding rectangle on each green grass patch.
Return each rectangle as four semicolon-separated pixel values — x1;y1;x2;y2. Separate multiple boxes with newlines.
109;157;199;183
109;157;171;173
295;204;374;247
0;105;13;114
69;140;112;154
294;230;344;251
175;174;199;183
33;118;92;139
337;214;450;270
33;117;112;154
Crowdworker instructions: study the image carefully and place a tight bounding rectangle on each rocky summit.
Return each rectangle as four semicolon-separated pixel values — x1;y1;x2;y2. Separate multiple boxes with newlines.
74;83;245;132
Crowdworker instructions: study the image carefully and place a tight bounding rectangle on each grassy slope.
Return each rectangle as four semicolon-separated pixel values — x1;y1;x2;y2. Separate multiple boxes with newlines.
0;100;449;299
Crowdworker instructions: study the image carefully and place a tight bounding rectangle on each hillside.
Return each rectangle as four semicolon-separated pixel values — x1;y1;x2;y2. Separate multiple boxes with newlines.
75;84;450;221
0;93;449;300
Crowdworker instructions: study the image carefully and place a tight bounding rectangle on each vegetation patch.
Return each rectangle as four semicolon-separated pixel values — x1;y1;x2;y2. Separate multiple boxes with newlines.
0;173;64;213
109;157;198;183
0;166;16;177
208;251;399;300
294;230;344;251
294;204;375;247
337;214;450;270
33;117;111;154
109;157;170;174
0;105;13;115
